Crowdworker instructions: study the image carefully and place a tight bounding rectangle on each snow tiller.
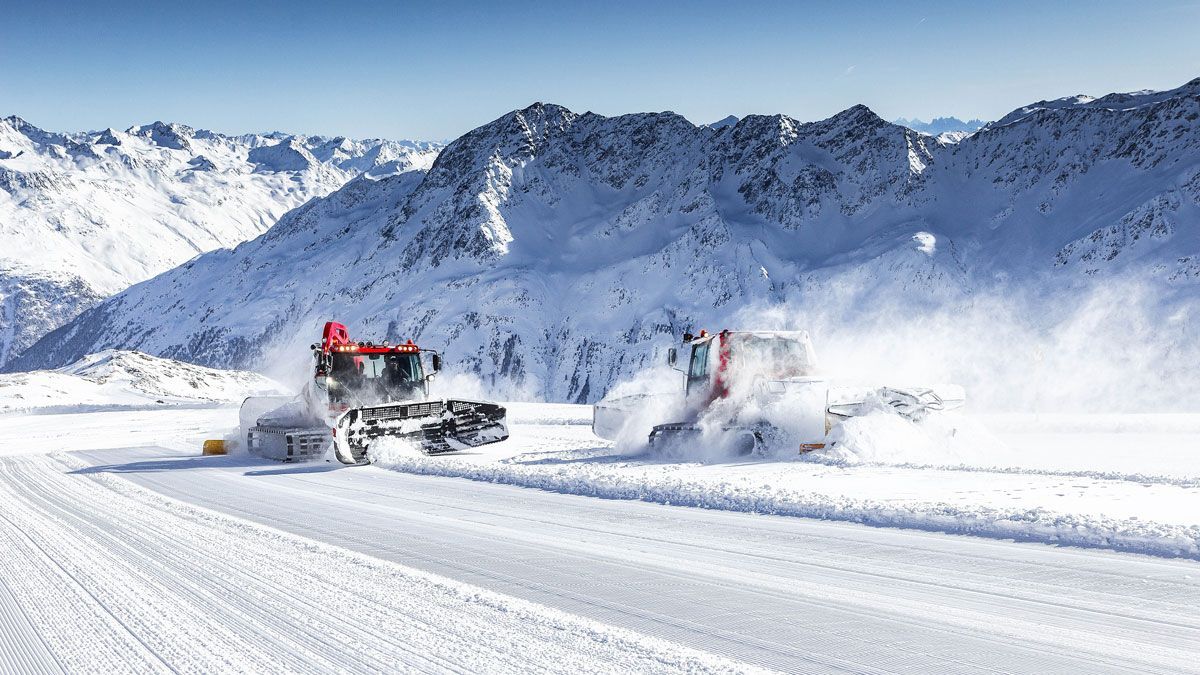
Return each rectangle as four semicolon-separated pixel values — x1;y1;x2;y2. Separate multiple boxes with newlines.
245;321;508;464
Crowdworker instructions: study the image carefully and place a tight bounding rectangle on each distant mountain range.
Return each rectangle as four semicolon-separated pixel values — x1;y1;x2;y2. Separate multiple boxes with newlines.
893;116;987;135
0;117;440;365
6;79;1200;410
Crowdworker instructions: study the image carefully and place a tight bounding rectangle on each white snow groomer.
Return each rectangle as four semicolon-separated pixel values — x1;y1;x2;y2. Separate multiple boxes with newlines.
593;329;964;455
245;321;508;464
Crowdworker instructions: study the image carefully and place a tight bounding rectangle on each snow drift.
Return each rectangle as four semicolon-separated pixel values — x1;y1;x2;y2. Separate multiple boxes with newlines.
0;350;283;413
369;403;1200;560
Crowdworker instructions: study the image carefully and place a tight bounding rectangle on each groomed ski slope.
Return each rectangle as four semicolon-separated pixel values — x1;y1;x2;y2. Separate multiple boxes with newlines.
3;404;1199;672
0;451;753;674
41;407;1200;673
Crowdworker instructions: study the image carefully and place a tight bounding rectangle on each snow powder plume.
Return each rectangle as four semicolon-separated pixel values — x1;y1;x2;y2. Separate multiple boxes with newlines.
813;396;1002;466
596;365;687;455
595;326;1002;464
732;277;1200;415
367;436;428;466
429;369;538;403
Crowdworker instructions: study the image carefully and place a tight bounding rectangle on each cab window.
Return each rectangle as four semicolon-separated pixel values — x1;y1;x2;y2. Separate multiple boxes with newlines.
688;343;709;378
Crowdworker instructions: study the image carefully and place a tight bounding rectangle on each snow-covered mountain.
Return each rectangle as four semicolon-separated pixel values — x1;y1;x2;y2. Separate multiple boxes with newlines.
10;79;1200;409
0;116;440;367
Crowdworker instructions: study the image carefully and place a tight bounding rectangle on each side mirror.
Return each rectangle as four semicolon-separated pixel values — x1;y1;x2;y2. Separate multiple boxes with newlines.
432;353;442;372
667;347;677;367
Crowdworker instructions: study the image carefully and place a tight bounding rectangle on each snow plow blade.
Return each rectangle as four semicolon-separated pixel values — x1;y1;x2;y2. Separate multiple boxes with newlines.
333;399;508;465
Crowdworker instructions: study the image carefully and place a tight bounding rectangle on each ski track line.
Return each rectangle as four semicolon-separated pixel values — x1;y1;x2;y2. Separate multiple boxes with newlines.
146;470;852;671
7;449;748;667
0;553;63;675
219;473;987;674
279;469;1198;633
274;470;1199;672
0;484;169;672
0;453;761;675
109;449;1200;674
137;468;1033;675
441;487;1194;635
0;459;411;674
0;461;405;673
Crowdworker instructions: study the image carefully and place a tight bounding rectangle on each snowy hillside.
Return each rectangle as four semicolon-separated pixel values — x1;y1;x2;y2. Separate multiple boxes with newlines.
0;350;282;413
10;79;1200;408
0;116;440;366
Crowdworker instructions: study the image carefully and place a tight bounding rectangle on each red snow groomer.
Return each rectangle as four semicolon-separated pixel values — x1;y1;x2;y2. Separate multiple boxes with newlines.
246;321;508;464
593;329;965;455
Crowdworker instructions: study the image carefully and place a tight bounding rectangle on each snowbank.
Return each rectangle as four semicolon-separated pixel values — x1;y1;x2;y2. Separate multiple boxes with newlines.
371;448;1200;559
369;404;1200;560
0;350;283;414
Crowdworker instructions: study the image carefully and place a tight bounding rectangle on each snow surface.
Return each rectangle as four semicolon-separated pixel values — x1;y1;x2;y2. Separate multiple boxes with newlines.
0;407;243;458
0;115;440;367
0;350;282;415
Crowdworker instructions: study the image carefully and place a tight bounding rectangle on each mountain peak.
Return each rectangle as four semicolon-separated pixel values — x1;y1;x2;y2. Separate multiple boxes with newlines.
0;116;443;368
706;115;739;129
836;103;881;119
127;121;195;150
826;104;888;130
470;102;578;138
95;128;124;146
247;138;319;172
513;102;574;120
2;115;44;136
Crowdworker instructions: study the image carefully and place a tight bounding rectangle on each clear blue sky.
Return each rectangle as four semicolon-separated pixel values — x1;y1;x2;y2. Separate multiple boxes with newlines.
2;0;1198;141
